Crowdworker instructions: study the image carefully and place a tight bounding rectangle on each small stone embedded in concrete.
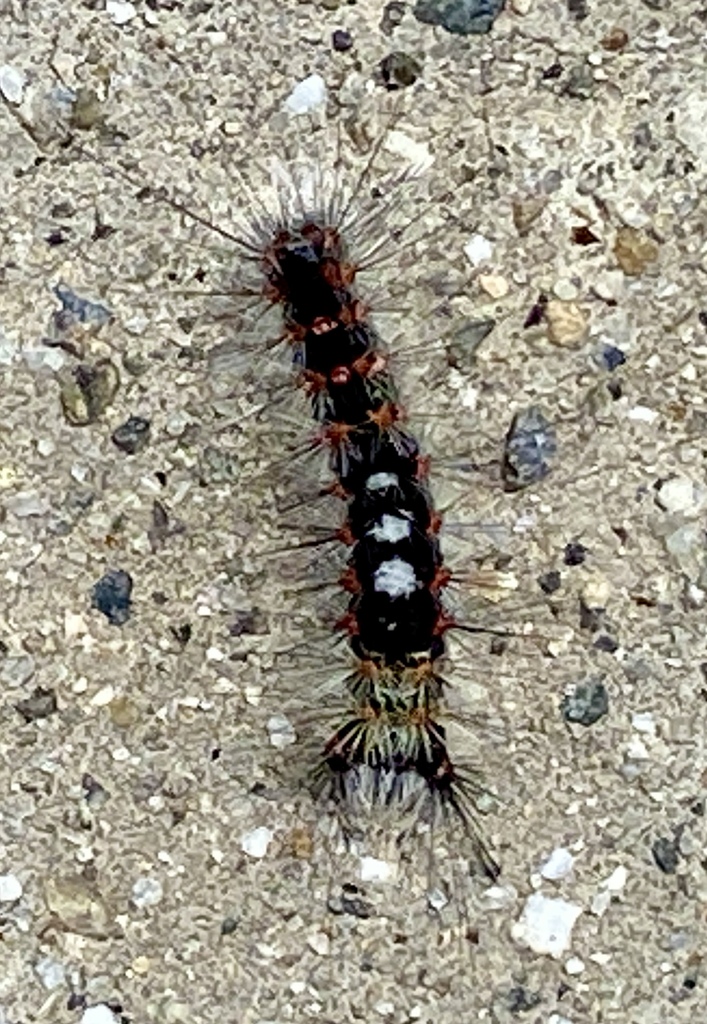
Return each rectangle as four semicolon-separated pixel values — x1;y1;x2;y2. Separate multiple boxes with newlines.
545;300;588;346
332;29;353;51
267;713;297;748
540;847;574;881
655;477;707;517
111;416;151;455
14;686;58;723
614;227;659;276
0;873;23;902
463;232;494;266
91;569;133;626
502;407;557;491
54;284;111;326
652;836;680;875
599;344;626;372
285;74;326;114
105;0;137;24
446;318;495;368
414;0;506;35
241;826;274;859
562;678;609;726
512;892;582;957
379;51;421;90
360;856;396;883
0;64;26;104
131;876;164;908
80;1005;118;1024
60;360;120;426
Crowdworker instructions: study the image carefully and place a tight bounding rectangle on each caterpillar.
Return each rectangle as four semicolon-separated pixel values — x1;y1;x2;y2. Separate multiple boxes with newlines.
247;142;501;882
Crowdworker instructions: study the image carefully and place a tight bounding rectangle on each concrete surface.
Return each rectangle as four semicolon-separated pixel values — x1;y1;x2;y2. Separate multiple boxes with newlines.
1;1;706;1022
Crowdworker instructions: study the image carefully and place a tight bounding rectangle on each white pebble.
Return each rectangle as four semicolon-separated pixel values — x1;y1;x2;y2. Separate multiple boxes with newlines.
360;856;396;883
463;233;494;266
241;826;273;859
631;712;656;735
285;74;326;115
105;0;137;24
80;1006;118;1024
540;847;574;881
383;130;433;171
90;684;115;707
0;873;23;902
0;65;26;104
627;405;658;423
267;713;297;749
548;1016;574;1024
656;477;707;516
34;956;66;990
307;931;330;956
131;876;163;908
512;892;582;958
480;883;517;910
602;865;628;892
564;955;585;975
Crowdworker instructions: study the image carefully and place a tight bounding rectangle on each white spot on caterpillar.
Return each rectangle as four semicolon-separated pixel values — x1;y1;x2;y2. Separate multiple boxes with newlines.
374;557;418;598
367;514;412;544
366;472;398;491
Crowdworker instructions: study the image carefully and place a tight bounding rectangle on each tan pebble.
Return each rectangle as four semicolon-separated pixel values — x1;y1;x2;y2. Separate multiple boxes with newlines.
545;300;589;346
288;827;314;859
581;573;612;610
109;695;139;728
478;273;509;298
601;27;629;51
131;956;151;975
614;226;659;276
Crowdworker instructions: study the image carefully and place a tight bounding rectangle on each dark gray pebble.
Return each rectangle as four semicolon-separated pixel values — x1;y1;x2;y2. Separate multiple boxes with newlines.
91;570;133;626
446;318;495;368
562;678;609;726
538;570;562;594
652;836;680;874
15;687;58;723
111;416;152;455
332;29;353;51
502;406;557;491
599;344;626;372
381;0;406;34
54;283;111;326
379;52;421;90
414;0;505;35
566;0;589;18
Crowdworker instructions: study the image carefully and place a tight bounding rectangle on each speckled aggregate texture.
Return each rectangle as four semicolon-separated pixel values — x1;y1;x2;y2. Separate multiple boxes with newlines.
1;1;706;1022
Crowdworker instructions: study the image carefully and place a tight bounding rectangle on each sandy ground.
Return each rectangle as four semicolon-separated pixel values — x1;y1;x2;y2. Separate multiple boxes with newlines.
1;1;706;1021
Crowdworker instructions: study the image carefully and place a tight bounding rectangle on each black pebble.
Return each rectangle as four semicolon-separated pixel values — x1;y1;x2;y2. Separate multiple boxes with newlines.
564;541;587;566
91;569;133;626
561;678;609;726
567;0;589;18
538;570;562;594
652;836;680;874
332;29;353;51
111;416;151;455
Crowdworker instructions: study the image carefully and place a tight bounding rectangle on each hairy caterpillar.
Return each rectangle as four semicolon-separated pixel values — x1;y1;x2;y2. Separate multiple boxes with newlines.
256;183;500;880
